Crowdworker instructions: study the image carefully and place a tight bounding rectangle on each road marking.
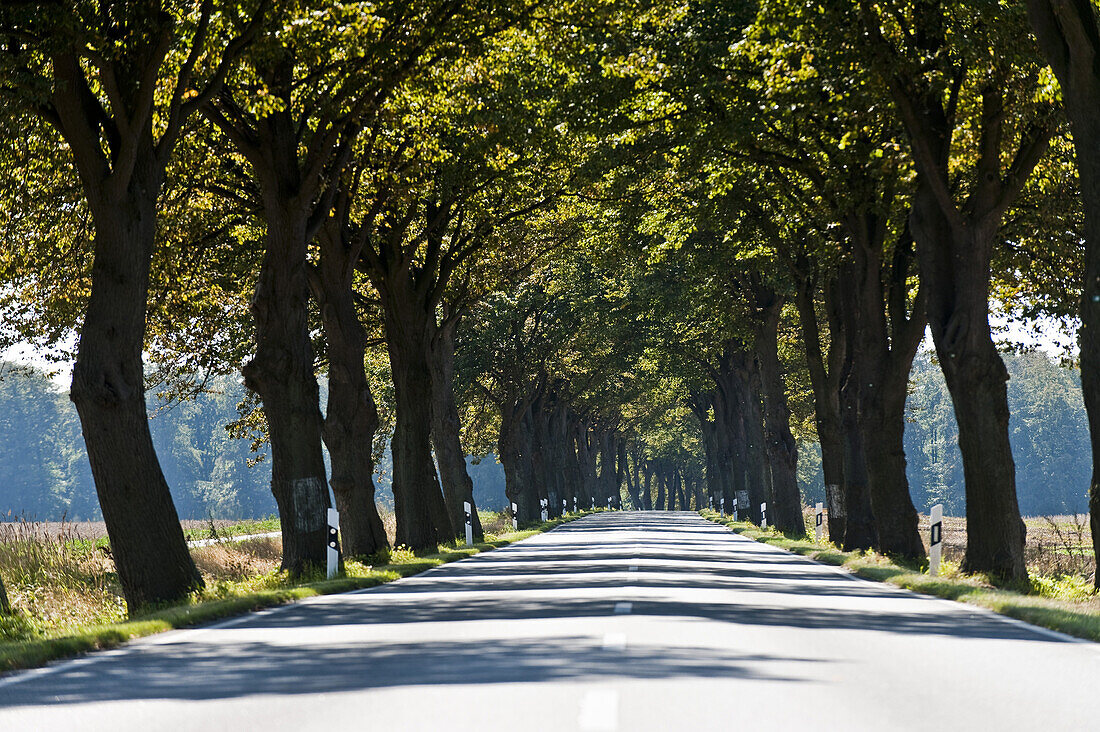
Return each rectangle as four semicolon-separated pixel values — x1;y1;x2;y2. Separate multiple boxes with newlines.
614;602;632;614
602;632;626;649
579;689;619;732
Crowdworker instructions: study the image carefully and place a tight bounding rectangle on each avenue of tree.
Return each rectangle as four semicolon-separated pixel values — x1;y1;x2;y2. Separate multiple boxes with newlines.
0;0;1097;611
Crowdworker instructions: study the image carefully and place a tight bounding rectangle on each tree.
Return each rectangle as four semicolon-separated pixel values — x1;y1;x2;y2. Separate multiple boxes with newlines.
859;1;1057;579
1026;0;1100;587
0;0;262;608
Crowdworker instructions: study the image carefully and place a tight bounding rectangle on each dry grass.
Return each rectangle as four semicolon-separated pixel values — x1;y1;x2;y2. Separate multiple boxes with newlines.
915;514;1096;581
191;537;283;582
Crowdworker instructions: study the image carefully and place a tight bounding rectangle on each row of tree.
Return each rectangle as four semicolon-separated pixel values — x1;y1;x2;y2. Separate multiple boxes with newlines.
4;0;1100;613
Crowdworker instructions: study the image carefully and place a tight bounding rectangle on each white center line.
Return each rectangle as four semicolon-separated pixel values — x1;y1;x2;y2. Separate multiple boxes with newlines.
614;601;632;614
579;690;620;732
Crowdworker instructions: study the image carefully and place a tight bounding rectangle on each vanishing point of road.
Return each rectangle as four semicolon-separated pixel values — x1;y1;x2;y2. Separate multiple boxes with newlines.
1;511;1097;731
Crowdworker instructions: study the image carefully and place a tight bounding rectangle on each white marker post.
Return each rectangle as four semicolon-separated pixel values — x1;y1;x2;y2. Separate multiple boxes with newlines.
326;507;340;580
708;495;714;512
464;501;473;546
573;496;578;513
511;502;519;531
720;496;725;516
607;496;613;511
591;496;596;510
929;503;944;576
562;498;568;516
760;502;768;529
732;497;738;522
540;498;549;522
815;501;824;542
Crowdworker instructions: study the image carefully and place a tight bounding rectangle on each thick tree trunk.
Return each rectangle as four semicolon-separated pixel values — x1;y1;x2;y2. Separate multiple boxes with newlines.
429;312;482;540
837;265;878;551
530;395;556;518
851;223;926;559
245;211;330;574
732;351;769;524
1026;0;1100;588
70;187;202;609
656;465;667;510
598;430;618;508
794;272;847;542
910;186;1027;580
577;422;600;507
313;228;388;557
642;463;654;510
500;398;538;522
384;296;454;548
752;287;806;536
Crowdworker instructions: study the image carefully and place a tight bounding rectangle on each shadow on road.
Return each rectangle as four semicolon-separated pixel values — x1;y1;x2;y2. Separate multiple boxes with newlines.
0;511;1067;708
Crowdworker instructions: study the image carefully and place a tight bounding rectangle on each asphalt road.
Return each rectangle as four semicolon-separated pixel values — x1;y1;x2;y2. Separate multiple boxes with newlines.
2;511;1098;731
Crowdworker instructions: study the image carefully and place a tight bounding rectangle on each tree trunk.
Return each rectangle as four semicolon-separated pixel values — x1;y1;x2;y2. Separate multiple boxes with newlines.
837;264;878;551
577;421;600;506
752;285;806;536
642;463;654;510
656;464;667;510
910;185;1027;580
429;311;483;540
1026;0;1100;588
70;185;203;609
794;271;847;542
500;398;538;522
383;293;454;549
732;350;768;524
313;227;388;557
0;573;8;615
851;222;926;559
244;209;330;574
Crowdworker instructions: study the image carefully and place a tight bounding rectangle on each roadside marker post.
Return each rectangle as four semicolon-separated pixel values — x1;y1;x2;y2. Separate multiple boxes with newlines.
607;496;613;511
563;498;568;516
708;496;713;512
591;497;596;510
540;498;549;522
815;502;824;542
573;496;578;513
732;497;738;522
464;501;473;547
929;503;944;576
511;502;518;531
760;502;768;529
326;508;340;580
720;496;725;516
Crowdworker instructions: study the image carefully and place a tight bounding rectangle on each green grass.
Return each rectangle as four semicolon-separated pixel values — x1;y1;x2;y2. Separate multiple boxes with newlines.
0;512;583;674
181;516;282;543
699;509;1100;643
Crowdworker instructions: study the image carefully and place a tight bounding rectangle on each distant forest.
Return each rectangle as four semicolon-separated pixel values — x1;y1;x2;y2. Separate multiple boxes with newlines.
0;366;506;520
0;350;1088;521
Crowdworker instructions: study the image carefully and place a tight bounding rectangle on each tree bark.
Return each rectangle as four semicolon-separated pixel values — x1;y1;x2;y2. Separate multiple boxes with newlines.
70;179;204;608
850;221;926;558
794;271;847;543
384;293;455;548
246;210;331;573
752;282;806;536
500;397;539;522
312;225;388;557
429;309;483;540
1026;0;1100;587
837;263;878;551
0;573;8;615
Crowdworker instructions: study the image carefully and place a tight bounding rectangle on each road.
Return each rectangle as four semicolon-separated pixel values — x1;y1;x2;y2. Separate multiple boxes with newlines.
1;511;1098;731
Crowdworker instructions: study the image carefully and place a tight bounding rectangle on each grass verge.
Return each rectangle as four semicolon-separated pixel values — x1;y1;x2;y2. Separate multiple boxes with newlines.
0;512;586;674
700;509;1100;643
